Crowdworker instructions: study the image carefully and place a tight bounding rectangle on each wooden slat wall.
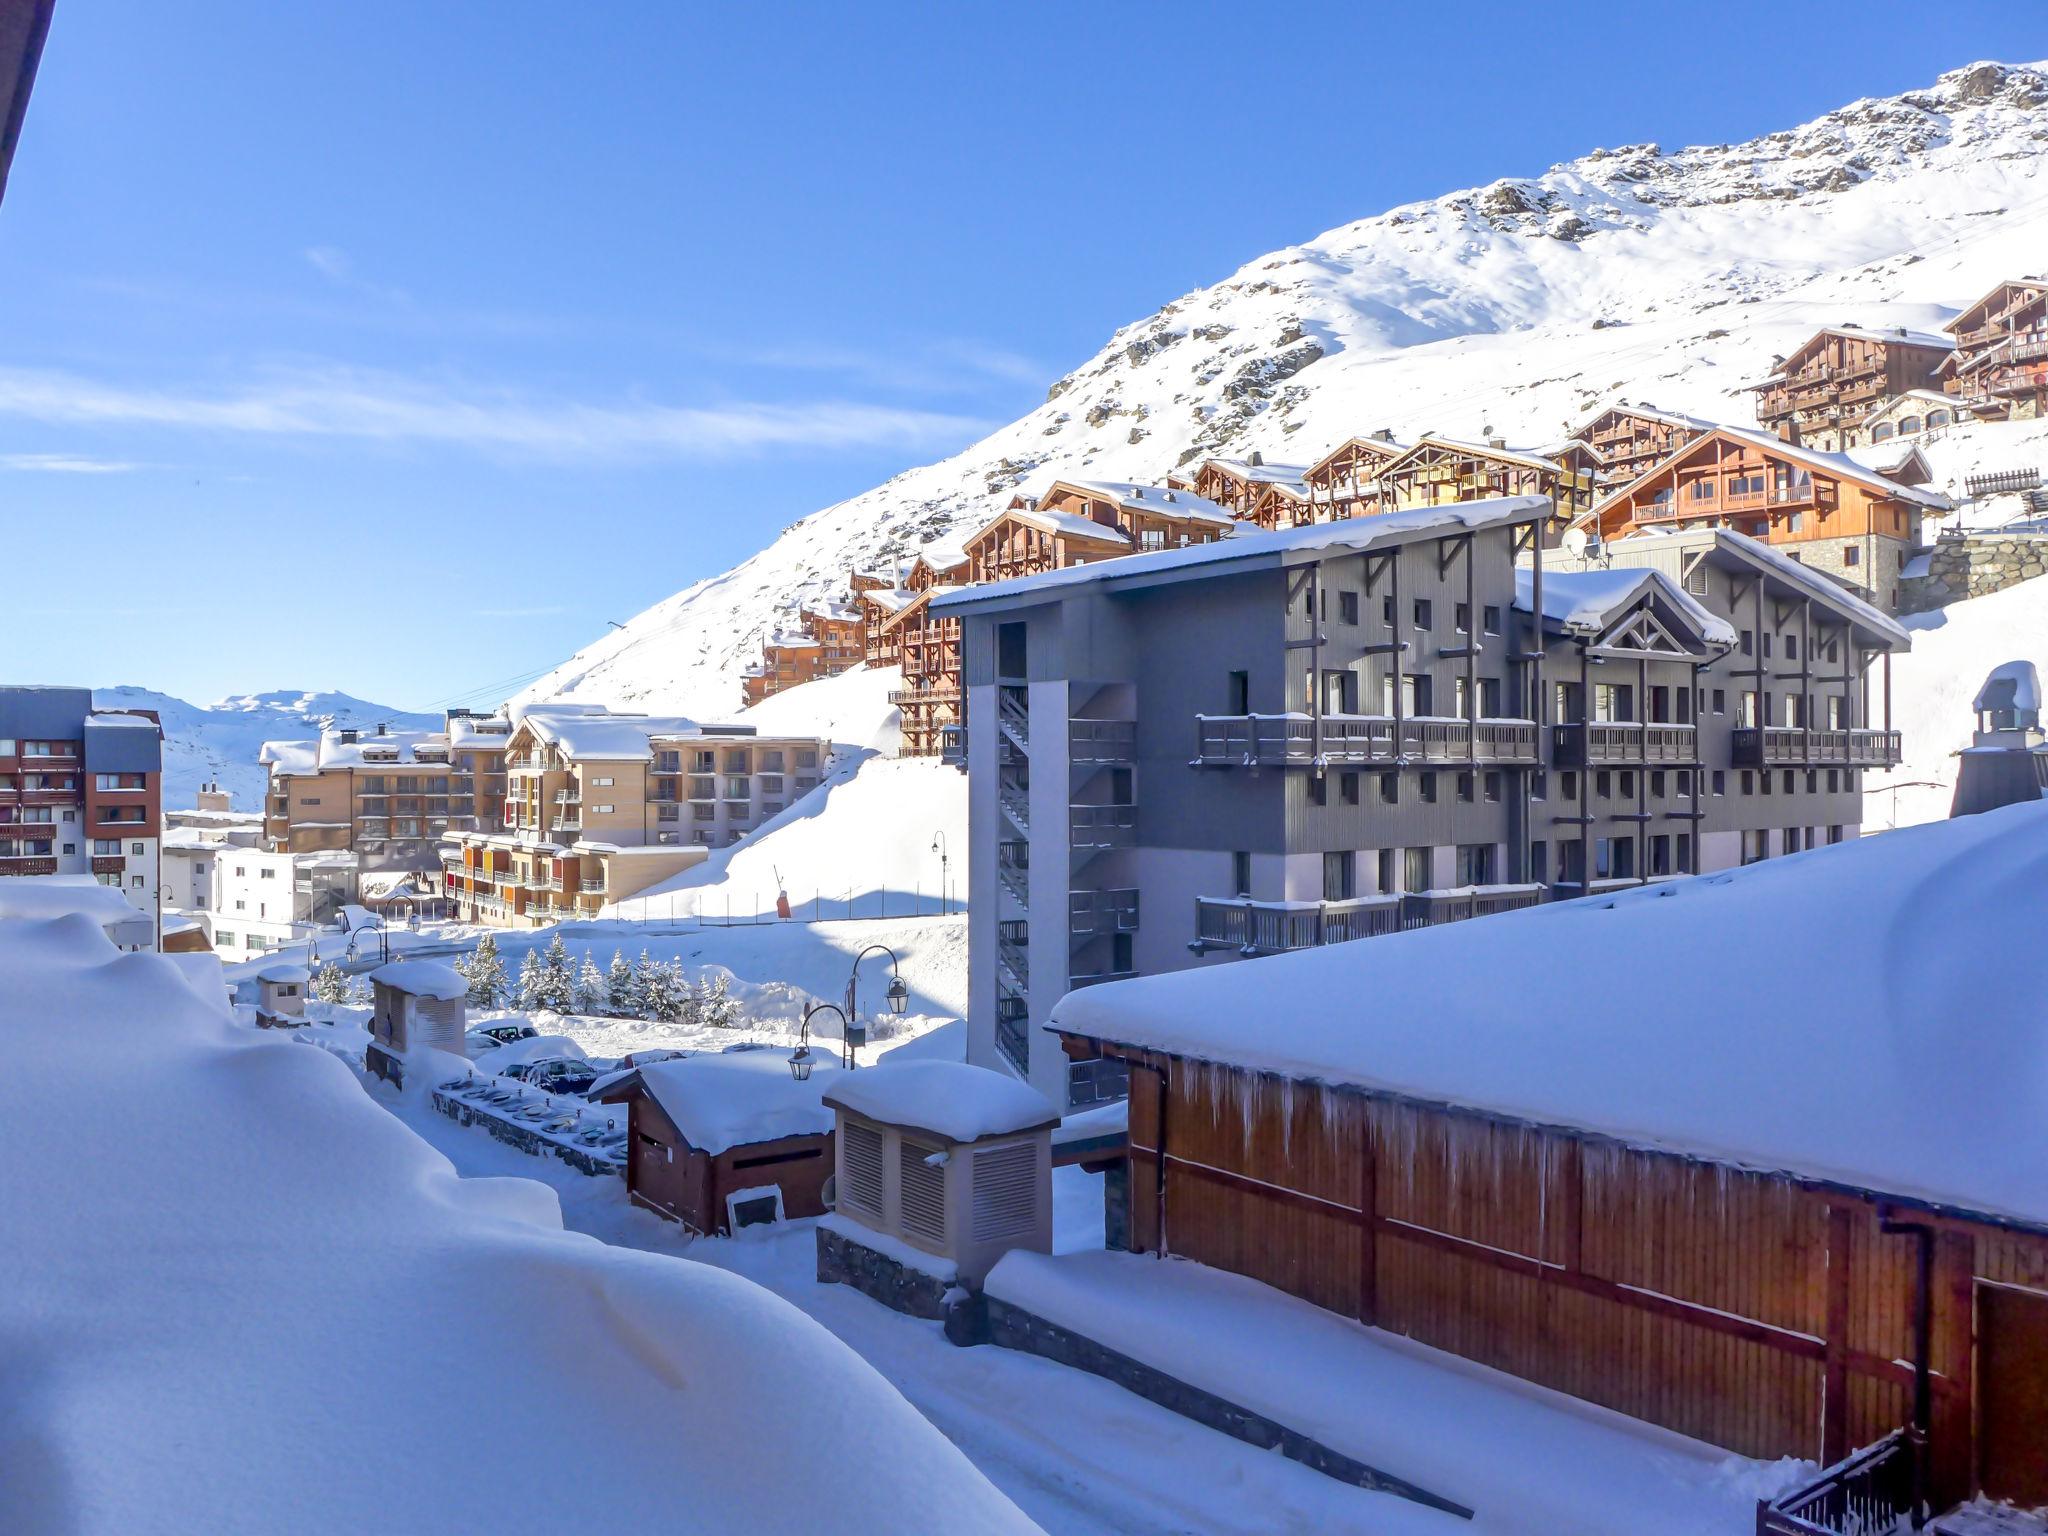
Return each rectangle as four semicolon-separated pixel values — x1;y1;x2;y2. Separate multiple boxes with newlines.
1104;1044;2048;1501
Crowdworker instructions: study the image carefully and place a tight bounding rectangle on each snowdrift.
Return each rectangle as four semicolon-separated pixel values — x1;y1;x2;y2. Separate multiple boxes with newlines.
1;913;1035;1535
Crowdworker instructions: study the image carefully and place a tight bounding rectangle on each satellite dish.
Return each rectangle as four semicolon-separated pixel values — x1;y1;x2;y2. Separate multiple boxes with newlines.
1560;527;1590;559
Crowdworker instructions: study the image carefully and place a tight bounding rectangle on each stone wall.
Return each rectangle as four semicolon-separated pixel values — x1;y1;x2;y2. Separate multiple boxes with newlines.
1897;531;2048;614
815;1223;954;1321
985;1297;1470;1515
430;1089;624;1178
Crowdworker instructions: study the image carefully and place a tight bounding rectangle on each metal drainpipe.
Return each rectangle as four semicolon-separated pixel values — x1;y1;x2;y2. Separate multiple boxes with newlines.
1879;1214;1935;1529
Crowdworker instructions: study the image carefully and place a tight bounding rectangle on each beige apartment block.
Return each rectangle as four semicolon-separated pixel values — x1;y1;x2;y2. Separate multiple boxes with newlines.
441;706;830;928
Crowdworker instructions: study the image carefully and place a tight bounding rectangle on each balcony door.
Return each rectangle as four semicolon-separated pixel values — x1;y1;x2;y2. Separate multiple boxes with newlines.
1980;1282;2048;1508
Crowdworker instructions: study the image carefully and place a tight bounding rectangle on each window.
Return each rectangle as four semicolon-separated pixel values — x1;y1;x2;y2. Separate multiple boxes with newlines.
1785;634;1799;660
1322;851;1356;903
1650;770;1666;798
593;776;614;787
1226;670;1249;715
1457;772;1475;803
1376;849;1397;894
1308;776;1326;807
1402;847;1432;894
1787;512;1803;534
131;875;144;889
1742;830;1769;865
1740;630;1754;656
260;867;276;880
1412;599;1432;630
724;776;749;799
1740;771;1754;796
1844;546;1861;567
1529;840;1548;884
1649;834;1672;877
1340;772;1359;806
1381;593;1394;624
1378;772;1398;805
1618;771;1635;798
1419;772;1438;804
1595;770;1612;799
1338;590;1360;625
1712;688;1726;715
1561;770;1579;800
1482;605;1501;634
1231;851;1252;897
1762;633;1774;659
1484;772;1501;804
1712;769;1726;796
1530;770;1547;801
1456;844;1494;885
1454;602;1471;633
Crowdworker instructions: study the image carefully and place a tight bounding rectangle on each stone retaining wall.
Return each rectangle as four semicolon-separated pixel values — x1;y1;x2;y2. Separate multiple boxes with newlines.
1898;532;2048;614
815;1223;955;1321
430;1090;624;1179
985;1297;1472;1517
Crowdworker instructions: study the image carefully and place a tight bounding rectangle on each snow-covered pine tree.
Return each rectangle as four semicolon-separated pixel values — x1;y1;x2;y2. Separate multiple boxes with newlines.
642;959;689;1024
463;932;507;1008
696;969;738;1029
574;952;606;1015
311;961;350;1006
632;949;664;1020
606;948;637;1016
515;948;547;1011
537;933;575;1012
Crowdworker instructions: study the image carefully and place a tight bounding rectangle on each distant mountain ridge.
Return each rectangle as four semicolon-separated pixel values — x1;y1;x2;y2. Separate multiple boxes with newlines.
518;61;2048;718
95;687;438;811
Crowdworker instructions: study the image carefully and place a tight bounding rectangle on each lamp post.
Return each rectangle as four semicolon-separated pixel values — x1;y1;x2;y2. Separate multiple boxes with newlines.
843;943;910;1069
930;832;949;914
790;1001;846;1082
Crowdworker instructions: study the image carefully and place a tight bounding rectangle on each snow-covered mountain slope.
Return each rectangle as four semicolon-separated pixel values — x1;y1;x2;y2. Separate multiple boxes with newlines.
94;687;439;811
1871;575;2048;830
522;61;2048;717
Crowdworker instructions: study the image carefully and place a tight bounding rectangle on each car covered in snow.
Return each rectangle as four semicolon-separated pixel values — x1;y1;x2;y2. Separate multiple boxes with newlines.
466;1021;538;1053
505;1056;612;1096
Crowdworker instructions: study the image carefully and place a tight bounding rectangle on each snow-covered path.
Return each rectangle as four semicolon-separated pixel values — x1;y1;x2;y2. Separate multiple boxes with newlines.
382;1080;1430;1535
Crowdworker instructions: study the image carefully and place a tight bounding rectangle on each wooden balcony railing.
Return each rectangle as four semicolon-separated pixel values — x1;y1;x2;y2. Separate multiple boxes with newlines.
1733;727;1902;767
1551;722;1698;766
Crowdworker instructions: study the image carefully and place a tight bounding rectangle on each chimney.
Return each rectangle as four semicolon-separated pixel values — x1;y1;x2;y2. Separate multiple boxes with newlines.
338;728;359;744
376;722;389;736
1248;450;1263;466
1373;427;1393;442
1489;437;1507;450
1163;490;1176;502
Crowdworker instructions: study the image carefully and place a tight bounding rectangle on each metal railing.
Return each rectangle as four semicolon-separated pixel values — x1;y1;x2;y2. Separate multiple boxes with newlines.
1194;713;1538;767
1069;718;1136;764
1069;887;1139;937
1755;1430;1914;1536
1069;803;1136;848
1192;894;1403;955
999;784;1031;833
1399;885;1545;930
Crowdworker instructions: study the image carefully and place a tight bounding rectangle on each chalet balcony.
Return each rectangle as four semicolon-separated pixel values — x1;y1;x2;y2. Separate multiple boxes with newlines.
0;855;59;875
1732;727;1902;768
1069;718;1136;765
1069;888;1139;937
888;684;959;706
1193;713;1539;767
1550;722;1698;766
91;855;126;875
1069;804;1136;850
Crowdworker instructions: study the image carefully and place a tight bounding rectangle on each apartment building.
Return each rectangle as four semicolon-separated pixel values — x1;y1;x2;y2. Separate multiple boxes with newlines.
202;846;359;959
260;710;511;870
1369;435;1600;522
1937;276;2048;419
937;497;1906;1106
442;707;829;927
1585;425;1950;610
740;597;867;707
1568;402;1715;489
864;548;970;759
1299;431;1408;520
0;686;163;928
1187;454;1312;522
1750;325;1954;450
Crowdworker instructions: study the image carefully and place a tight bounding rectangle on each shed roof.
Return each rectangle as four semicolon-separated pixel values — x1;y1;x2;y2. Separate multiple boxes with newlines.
0;684;90;741
1053;802;2048;1231
83;714;162;773
823;1060;1059;1144
369;960;467;1001
605;1049;840;1156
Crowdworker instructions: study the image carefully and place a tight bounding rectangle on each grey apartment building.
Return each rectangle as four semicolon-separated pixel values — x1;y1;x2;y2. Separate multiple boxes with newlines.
936;497;1908;1108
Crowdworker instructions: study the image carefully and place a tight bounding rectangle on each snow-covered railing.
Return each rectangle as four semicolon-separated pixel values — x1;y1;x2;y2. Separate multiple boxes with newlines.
1756;1429;1913;1536
1192;894;1402;956
1193;714;1537;768
1399;884;1545;930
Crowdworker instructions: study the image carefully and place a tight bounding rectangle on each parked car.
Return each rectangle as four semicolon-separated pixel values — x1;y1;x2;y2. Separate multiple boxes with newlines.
617;1047;689;1069
467;1021;538;1053
510;1057;607;1096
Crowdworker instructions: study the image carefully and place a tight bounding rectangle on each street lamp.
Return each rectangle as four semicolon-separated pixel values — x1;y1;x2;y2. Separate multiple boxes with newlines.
843;944;909;1070
930;832;949;913
791;1001;847;1081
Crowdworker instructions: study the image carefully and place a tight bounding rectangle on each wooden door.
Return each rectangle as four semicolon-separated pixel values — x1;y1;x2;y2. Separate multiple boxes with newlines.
1127;1061;1164;1257
1978;1282;2048;1506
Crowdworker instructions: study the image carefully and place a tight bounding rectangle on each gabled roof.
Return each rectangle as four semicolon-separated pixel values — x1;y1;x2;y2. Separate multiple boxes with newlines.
1589;425;1954;524
1199;456;1312;491
1045;478;1237;528
1943;276;2048;336
1304;434;1409;481
515;710;705;761
1514;567;1736;650
1759;324;1954;381
83;714;162;774
1567;400;1721;443
969;503;1132;549
1380;434;1566;477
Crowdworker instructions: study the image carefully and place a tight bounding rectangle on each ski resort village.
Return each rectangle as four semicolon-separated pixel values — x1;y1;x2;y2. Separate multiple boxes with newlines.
9;11;2048;1534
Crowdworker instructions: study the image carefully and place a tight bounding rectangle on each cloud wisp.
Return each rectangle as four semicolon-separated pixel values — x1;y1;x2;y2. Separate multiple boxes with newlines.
0;363;994;463
0;451;140;473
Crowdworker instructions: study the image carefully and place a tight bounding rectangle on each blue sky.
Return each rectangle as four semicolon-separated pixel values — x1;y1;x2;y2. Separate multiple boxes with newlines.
1;2;2039;709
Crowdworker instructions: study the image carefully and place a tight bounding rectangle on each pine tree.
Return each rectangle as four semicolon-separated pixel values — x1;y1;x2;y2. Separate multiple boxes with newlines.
462;932;507;1009
631;949;663;1020
574;952;606;1015
311;961;350;1006
696;969;738;1030
538;934;575;1012
606;948;637;1016
516;948;547;1011
642;959;689;1023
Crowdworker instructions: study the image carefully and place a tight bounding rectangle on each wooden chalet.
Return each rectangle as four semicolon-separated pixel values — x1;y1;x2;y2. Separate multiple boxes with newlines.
1190;454;1311;519
1852;391;1972;450
1569;402;1715;489
1372;435;1597;524
1301;431;1408;519
1750;326;1954;451
593;1050;838;1236
1588;427;1946;585
740;629;825;707
1046;809;2048;1525
1938;278;2048;420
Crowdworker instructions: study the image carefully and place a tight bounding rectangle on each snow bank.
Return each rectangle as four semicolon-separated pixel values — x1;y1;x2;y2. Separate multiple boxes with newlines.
1054;801;2048;1228
825;1061;1058;1143
985;1250;1795;1536
737;662;905;756
0;913;1036;1535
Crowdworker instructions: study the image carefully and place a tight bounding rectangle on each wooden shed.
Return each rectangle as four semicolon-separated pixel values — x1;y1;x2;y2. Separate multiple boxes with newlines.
366;959;468;1085
822;1061;1058;1290
251;962;308;1027
592;1048;838;1236
1049;805;2048;1524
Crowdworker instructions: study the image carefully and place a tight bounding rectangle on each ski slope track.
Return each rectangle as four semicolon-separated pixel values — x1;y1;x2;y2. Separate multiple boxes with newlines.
523;62;2048;720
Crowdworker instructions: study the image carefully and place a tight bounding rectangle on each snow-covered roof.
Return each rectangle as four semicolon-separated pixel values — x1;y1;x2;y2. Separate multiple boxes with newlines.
1570;400;1720;438
1603;426;1953;514
445;714;512;748
319;728;449;768
609;1049;840;1155
858;586;918;615
1394;435;1570;474
255;963;310;985
1203;457;1312;490
1843;441;1934;480
1768;325;1956;372
936;496;1554;613
257;738;320;774
1053;801;2048;1231
1945;276;2048;332
1975;660;2042;714
1514;568;1737;648
1051;479;1237;527
1007;505;1133;544
0;877;150;934
823;1060;1059;1144
369;960;468;1001
0;913;1035;1533
1718;528;1912;646
518;709;704;760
